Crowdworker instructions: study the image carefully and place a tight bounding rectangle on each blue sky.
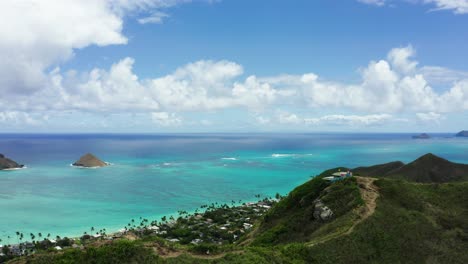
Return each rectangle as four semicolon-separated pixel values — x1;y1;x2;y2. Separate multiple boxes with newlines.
1;0;468;132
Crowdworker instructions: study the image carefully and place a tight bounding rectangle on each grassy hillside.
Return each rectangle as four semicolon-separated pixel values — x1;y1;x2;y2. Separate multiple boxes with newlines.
304;179;468;263
250;168;363;245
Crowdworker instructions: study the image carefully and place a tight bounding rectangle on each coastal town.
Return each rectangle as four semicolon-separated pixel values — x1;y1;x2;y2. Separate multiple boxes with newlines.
0;197;278;261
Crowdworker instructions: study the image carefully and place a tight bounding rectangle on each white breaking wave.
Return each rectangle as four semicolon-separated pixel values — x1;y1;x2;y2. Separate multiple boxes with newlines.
69;162;111;169
271;154;296;158
271;153;315;158
1;166;27;171
153;162;182;168
221;157;237;161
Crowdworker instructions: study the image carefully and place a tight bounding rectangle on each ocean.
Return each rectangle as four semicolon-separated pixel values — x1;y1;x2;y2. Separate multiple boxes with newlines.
0;133;467;243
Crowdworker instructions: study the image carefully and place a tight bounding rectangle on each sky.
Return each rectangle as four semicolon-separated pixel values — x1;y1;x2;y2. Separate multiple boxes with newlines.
0;0;468;133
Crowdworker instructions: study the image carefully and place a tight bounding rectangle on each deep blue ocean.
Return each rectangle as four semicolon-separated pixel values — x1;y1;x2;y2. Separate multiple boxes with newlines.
0;133;467;243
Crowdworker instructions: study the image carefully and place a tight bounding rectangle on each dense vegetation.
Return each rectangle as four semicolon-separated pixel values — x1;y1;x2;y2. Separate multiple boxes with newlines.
251;168;363;245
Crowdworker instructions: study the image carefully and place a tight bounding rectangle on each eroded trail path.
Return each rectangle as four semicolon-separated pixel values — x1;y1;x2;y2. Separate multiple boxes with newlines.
345;176;379;235
308;176;379;247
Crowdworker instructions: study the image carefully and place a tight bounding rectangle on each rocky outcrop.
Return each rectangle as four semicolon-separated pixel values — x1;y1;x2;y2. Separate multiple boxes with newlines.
72;153;107;168
0;154;24;170
313;199;333;221
456;130;468;137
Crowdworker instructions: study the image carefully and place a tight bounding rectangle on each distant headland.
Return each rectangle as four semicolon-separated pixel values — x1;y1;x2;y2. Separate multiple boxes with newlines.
72;153;108;168
412;133;430;139
456;130;468;137
0;154;24;170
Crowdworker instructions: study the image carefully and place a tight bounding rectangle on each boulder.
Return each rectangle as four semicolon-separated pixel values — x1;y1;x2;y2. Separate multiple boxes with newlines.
73;153;107;168
313;199;333;221
0;154;24;170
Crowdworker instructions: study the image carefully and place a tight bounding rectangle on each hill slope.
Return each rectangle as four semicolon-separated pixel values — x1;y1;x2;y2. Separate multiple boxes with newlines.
354;153;468;183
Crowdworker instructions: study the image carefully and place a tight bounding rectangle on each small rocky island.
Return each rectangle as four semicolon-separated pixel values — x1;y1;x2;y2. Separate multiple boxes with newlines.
455;130;468;137
412;133;430;139
0;154;24;170
72;153;108;168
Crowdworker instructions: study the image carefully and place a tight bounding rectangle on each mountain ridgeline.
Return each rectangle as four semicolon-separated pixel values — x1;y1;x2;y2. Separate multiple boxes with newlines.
353;153;468;183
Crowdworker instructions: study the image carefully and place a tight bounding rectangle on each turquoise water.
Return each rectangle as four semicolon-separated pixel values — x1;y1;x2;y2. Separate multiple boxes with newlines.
0;133;467;243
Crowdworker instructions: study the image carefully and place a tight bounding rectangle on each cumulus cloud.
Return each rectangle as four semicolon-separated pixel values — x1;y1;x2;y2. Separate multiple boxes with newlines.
277;111;302;125
357;0;468;14
387;45;418;74
276;111;393;126
138;11;170;24
425;0;468;14
0;111;45;126
357;0;387;6
0;0;200;95
2;45;468;129
151;112;182;126
416;112;444;123
297;46;468;113
9;59;286;114
419;66;468;85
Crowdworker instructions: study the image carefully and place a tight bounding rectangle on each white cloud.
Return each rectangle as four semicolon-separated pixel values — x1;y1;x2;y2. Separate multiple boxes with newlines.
357;0;387;6
424;0;468;14
297;46;468;113
416;112;444;122
275;111;393;126
3;45;468;125
419;66;468;85
1;28;468;130
151;112;182;126
0;111;45;126
0;0;200;95
138;11;170;24
148;60;243;111
314;114;393;126
387;45;418;74
357;0;468;14
277;111;302;125
254;115;271;125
